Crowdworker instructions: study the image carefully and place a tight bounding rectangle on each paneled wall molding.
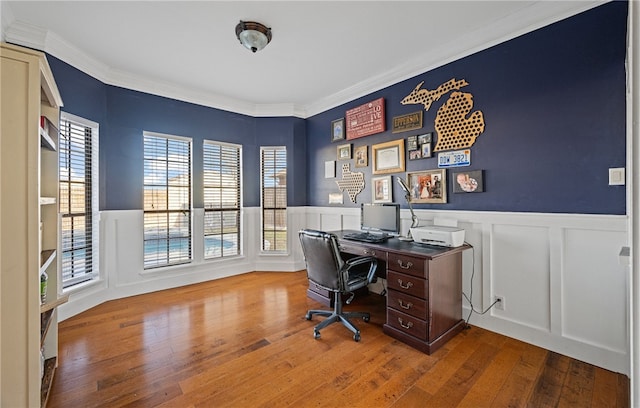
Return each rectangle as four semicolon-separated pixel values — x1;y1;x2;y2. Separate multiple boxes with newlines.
306;206;629;375
58;205;629;374
58;207;310;321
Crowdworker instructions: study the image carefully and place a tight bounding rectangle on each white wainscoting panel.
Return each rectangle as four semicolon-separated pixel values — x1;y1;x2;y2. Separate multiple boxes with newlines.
489;224;551;331
306;207;629;375
562;228;628;353
59;207;309;320
59;205;630;375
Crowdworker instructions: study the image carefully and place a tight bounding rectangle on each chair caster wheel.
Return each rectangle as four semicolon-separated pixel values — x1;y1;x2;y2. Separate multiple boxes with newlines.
363;316;370;322
313;330;320;339
305;313;312;320
353;333;361;342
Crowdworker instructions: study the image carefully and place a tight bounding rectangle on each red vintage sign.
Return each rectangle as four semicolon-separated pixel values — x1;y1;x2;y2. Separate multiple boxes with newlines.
346;98;385;139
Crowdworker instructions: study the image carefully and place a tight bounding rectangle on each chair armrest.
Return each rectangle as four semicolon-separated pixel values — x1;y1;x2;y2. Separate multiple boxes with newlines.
344;256;378;284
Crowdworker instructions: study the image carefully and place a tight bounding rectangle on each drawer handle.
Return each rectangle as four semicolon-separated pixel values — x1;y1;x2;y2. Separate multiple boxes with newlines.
398;299;413;310
397;279;414;290
397;260;413;269
398;318;414;329
364;250;376;257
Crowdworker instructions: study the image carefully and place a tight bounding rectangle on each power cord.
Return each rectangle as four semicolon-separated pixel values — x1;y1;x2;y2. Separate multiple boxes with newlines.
462;242;501;329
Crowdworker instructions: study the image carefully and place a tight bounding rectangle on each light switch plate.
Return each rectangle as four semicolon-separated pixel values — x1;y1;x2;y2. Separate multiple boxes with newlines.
609;168;625;186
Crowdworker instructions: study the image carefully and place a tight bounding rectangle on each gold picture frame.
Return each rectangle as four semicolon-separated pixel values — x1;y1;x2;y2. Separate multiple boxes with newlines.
406;169;447;204
354;145;368;167
337;143;351;160
372;139;405;175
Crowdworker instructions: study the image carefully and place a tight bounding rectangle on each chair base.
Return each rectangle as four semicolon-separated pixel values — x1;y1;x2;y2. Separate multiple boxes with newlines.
305;299;370;342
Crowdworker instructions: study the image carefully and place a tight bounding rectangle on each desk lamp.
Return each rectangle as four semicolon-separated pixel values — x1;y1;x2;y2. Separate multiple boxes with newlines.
396;176;419;241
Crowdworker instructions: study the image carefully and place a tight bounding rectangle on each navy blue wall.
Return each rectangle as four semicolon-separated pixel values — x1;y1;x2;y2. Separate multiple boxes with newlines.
307;1;627;215
48;58;308;210
48;1;626;215
47;56;109;209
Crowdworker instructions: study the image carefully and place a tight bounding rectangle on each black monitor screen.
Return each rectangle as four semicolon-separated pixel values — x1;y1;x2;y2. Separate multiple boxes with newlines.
360;203;400;235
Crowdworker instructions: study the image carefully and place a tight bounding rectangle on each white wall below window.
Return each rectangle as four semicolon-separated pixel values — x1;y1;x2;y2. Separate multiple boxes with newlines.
58;207;307;321
59;206;629;375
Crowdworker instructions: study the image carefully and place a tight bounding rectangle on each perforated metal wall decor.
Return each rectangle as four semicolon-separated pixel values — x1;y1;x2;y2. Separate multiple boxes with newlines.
335;163;365;203
401;78;485;152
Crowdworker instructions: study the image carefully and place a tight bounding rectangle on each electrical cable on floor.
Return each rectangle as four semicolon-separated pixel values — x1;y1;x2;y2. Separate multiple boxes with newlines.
461;242;501;329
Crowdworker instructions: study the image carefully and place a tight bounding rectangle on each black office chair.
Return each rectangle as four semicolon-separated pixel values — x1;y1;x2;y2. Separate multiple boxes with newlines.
298;229;378;342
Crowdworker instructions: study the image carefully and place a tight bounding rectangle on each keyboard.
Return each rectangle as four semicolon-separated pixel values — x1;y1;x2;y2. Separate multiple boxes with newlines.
342;232;390;243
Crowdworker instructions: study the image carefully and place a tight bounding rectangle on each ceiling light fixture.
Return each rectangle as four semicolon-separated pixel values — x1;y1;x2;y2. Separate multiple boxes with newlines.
235;20;272;53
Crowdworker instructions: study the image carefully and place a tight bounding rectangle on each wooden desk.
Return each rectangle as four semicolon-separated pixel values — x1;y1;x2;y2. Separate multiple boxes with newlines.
306;230;469;354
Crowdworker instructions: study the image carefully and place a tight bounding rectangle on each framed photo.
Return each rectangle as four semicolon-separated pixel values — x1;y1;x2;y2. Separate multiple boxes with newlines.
354;145;368;167
421;142;432;158
372;175;392;203
331;118;345;142
407;135;418;151
453;169;484;193
409;150;422;160
337;143;351;160
329;192;344;204
407;169;447;204
372;139;405;175
418;133;432;145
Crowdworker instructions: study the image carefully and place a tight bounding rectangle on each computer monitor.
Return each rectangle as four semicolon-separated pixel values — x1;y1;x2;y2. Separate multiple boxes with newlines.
360;203;400;236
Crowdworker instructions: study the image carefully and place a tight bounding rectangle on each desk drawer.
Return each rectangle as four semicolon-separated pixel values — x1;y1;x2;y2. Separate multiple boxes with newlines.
387;308;428;341
339;242;386;261
387;289;427;319
388;252;427;278
387;270;428;299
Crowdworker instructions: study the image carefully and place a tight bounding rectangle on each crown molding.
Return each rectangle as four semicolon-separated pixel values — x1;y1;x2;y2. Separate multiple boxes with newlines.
3;19;306;118
106;67;255;116
305;1;605;117
4;20;111;82
253;103;307;119
0;1;15;42
4;19;47;51
106;67;308;118
4;1;603;119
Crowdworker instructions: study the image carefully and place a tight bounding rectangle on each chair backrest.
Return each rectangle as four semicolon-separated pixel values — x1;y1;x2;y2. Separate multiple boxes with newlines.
298;229;344;291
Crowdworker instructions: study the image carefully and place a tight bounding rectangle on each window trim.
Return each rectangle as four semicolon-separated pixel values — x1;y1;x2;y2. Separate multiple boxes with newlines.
143;131;193;269
260;146;288;254
59;111;100;290
203;139;243;259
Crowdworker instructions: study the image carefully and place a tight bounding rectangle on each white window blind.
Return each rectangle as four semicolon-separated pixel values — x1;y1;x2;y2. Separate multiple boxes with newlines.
59;112;99;288
261;146;287;252
143;132;192;269
203;141;241;258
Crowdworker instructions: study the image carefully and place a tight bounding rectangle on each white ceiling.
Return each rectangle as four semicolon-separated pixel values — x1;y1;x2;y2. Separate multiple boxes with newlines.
1;1;604;118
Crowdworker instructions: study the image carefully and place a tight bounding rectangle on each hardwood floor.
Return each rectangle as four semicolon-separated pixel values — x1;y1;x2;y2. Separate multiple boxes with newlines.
48;271;629;407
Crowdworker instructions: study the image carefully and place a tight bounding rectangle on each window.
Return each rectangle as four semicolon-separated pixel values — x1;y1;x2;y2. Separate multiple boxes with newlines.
203;141;241;258
143;132;192;269
59;112;99;289
261;146;287;252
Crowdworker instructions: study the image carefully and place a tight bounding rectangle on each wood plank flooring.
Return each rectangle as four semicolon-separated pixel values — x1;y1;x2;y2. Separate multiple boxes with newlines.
48;271;629;407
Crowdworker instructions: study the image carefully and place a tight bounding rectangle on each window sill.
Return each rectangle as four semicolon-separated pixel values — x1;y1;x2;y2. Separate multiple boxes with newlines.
139;261;193;276
203;254;246;262
259;251;290;257
62;277;104;295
